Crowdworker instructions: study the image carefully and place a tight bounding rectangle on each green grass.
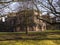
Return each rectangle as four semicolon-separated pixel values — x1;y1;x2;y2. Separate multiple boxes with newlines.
0;30;60;34
0;30;60;40
0;40;60;45
0;30;60;45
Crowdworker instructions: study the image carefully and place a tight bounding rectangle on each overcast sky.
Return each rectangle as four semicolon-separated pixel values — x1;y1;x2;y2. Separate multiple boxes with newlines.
0;0;59;16
0;1;33;15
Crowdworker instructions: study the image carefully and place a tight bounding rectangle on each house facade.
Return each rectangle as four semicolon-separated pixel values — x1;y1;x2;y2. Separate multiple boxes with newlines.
14;10;46;32
0;10;47;32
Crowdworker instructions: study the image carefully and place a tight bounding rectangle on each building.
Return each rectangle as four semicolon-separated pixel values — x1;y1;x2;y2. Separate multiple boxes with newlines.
14;10;46;32
0;10;47;32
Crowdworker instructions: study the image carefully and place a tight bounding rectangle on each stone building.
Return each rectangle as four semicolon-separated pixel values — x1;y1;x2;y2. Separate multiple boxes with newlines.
0;10;47;32
15;10;46;32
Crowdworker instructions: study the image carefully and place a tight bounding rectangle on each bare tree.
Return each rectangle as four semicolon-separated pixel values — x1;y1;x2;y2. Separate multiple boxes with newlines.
0;0;60;32
31;0;60;24
34;0;60;16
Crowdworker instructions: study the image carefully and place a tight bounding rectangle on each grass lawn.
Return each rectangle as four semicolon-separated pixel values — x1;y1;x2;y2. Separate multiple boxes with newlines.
0;30;60;40
0;30;60;45
0;40;60;45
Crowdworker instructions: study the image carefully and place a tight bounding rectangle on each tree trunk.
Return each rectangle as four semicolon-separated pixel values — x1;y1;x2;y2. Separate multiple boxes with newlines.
26;26;28;34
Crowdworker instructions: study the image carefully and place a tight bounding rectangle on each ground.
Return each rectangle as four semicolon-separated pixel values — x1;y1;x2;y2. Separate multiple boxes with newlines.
0;40;60;45
0;30;60;45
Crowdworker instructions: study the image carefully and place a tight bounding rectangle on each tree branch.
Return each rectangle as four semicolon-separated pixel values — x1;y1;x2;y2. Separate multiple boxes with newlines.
47;0;60;14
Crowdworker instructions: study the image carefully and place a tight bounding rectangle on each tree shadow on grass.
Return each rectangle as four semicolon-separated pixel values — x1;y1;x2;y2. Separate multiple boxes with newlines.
0;32;60;41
